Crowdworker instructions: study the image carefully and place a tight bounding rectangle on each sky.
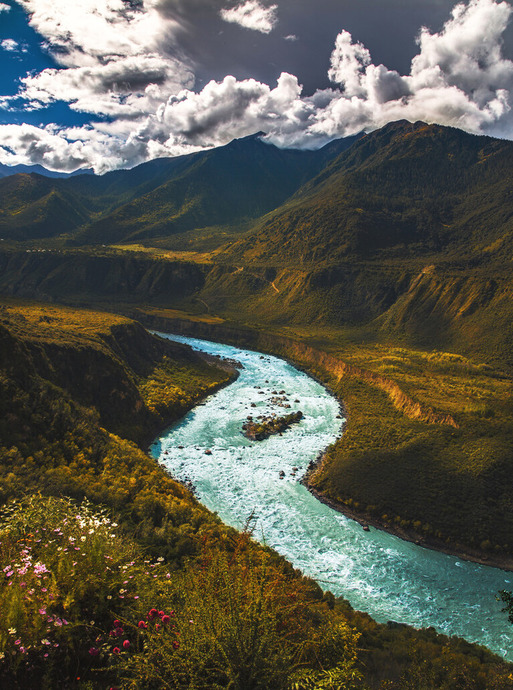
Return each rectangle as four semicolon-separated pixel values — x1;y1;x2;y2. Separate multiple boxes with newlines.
1;0;513;173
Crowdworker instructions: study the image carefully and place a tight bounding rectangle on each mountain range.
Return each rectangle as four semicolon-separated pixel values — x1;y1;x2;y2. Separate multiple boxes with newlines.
0;120;512;364
0;132;359;244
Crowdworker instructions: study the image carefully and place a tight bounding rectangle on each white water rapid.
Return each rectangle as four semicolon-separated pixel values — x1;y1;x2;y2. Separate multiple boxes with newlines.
150;333;513;660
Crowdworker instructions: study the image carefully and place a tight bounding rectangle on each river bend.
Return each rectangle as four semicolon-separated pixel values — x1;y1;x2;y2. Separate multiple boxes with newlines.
150;333;513;660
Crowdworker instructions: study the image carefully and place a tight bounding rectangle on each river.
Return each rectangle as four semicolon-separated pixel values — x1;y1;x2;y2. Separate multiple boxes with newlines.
150;333;513;660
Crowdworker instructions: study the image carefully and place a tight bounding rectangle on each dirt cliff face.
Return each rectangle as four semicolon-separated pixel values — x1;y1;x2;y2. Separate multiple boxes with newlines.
0;305;232;446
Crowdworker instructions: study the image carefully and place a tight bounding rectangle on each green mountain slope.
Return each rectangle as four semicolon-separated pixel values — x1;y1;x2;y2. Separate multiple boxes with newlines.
73;133;360;245
226;120;513;265
0;174;91;240
0;133;359;244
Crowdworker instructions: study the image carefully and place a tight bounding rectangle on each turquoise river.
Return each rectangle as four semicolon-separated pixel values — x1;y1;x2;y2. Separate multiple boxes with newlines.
150;333;513;660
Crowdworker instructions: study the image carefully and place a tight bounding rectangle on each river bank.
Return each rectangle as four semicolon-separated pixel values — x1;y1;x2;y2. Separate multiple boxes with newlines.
148;331;513;660
135;310;513;573
302;464;513;573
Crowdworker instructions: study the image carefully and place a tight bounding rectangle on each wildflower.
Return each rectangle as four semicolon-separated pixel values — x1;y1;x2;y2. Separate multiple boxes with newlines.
19;647;26;654
157;557;164;562
88;647;99;656
14;640;21;646
161;615;171;626
39;608;47;615
137;621;147;629
8;628;16;635
112;647;120;655
41;639;51;646
113;620;121;627
147;608;158;620
172;640;179;650
122;640;130;650
0;652;5;660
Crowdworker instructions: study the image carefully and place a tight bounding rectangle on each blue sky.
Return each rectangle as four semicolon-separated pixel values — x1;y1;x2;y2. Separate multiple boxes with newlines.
1;0;513;172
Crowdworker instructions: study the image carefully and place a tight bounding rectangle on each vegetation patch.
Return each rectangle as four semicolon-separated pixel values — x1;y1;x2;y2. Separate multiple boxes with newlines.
242;411;303;441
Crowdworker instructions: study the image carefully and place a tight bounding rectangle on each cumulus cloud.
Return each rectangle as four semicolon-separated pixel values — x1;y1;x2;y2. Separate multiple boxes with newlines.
0;2;10;11
318;0;513;138
3;0;513;172
220;1;278;34
7;1;194;116
14;0;182;67
1;39;21;53
18;56;194;118
0;121;203;173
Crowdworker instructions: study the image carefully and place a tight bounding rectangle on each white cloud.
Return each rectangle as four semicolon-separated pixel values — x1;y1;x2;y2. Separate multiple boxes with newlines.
0;2;10;11
18;56;194;117
1;39;19;52
14;0;182;67
220;1;278;34
284;34;298;42
3;0;513;172
9;0;194;114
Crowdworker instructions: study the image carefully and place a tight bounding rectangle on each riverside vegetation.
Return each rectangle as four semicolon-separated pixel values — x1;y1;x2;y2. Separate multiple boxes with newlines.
1;301;512;688
1;120;513;686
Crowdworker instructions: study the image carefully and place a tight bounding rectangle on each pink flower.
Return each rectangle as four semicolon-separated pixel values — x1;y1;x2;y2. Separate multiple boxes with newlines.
161;615;171;626
137;621;147;629
112;647;120;655
147;608;158;620
88;647;99;656
122;640;130;650
113;620;121;627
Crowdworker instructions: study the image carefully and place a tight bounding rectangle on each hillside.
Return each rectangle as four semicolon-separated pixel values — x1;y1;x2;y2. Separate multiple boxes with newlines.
2;302;510;688
0;133;358;246
225;120;513;265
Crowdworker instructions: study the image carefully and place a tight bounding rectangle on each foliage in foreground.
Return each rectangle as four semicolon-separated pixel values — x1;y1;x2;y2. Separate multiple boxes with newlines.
0;496;363;689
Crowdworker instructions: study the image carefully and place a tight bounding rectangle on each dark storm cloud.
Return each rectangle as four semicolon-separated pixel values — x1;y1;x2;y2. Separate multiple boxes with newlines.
157;0;472;93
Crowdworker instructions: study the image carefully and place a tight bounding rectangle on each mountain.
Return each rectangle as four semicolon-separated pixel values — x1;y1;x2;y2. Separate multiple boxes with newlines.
0;133;359;243
0;163;93;178
225;120;513;266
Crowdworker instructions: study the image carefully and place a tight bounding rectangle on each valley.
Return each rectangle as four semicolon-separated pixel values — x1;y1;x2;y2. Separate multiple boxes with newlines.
1;120;513;687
